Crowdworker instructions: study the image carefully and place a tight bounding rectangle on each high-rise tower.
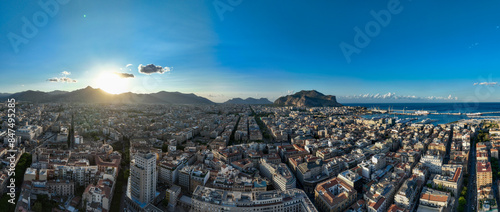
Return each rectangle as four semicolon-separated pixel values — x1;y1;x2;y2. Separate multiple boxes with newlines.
129;153;157;204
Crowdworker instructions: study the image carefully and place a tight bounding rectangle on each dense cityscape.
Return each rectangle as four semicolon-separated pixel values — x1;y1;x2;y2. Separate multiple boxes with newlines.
0;98;499;212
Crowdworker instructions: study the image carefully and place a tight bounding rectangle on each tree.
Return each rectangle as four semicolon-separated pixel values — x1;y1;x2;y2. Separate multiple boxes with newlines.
458;197;467;212
76;186;86;196
15;153;32;187
0;194;17;211
177;145;185;151
33;202;43;212
124;169;130;179
162;143;169;152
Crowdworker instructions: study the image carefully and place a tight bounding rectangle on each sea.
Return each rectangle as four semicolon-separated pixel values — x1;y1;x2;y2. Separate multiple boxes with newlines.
343;102;500;125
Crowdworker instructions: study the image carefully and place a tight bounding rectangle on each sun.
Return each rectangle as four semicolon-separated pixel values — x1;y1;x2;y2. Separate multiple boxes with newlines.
95;72;130;94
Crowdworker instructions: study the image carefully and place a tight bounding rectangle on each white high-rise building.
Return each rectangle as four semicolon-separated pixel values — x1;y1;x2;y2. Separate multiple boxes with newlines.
130;153;157;204
74;135;83;144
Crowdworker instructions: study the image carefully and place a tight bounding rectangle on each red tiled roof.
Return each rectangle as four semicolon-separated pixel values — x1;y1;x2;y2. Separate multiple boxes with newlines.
451;167;461;182
369;197;385;210
420;193;448;202
477;162;492;173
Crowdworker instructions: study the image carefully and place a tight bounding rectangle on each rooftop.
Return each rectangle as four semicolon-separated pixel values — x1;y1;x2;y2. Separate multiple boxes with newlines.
477;162;492;173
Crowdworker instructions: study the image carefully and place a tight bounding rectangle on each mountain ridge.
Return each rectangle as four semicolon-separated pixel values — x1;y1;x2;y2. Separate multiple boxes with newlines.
0;86;214;104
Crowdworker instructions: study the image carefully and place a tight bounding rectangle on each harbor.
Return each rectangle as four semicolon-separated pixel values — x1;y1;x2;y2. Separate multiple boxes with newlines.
370;108;500;116
355;103;500;125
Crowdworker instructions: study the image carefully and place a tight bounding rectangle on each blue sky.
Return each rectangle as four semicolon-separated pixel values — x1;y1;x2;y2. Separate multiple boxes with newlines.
1;0;500;103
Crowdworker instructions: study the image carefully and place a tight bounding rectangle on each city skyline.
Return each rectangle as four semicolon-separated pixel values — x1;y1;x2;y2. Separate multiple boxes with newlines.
2;0;500;103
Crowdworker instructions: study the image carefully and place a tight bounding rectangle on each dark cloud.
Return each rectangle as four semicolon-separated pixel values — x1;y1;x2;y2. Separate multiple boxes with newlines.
138;64;172;75
114;72;135;78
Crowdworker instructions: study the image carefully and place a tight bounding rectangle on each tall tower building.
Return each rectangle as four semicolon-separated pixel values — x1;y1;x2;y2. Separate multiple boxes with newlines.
130;153;157;204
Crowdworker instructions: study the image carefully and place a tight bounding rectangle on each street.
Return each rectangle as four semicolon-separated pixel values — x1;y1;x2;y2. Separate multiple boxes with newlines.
467;135;477;212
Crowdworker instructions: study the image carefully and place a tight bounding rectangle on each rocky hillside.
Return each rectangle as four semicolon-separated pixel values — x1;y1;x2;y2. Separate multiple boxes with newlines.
274;90;342;107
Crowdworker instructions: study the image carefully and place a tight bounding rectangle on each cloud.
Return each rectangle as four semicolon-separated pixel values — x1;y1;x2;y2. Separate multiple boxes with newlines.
474;82;497;86
207;93;225;98
47;77;77;83
114;72;135;78
138;64;172;75
341;92;458;101
424;94;458;101
47;71;78;83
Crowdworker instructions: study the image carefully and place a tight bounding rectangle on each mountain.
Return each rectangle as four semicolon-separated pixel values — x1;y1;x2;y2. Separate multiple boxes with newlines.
274;90;342;107
8;90;54;102
0;86;214;104
47;90;69;95
224;97;272;104
0;93;13;98
148;91;214;104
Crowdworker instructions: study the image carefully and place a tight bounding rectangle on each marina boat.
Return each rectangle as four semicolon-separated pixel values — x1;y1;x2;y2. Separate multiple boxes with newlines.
370;107;388;113
396;117;417;124
414;110;430;115
420;118;438;124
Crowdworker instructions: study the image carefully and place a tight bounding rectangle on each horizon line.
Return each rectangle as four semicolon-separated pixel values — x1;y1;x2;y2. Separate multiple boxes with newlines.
1;85;498;104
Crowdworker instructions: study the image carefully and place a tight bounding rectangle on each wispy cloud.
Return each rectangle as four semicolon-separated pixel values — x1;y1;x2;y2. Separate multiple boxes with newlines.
474;82;498;86
138;64;173;75
47;71;77;83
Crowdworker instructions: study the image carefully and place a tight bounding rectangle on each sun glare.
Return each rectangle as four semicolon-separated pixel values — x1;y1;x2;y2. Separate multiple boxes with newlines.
95;72;130;94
